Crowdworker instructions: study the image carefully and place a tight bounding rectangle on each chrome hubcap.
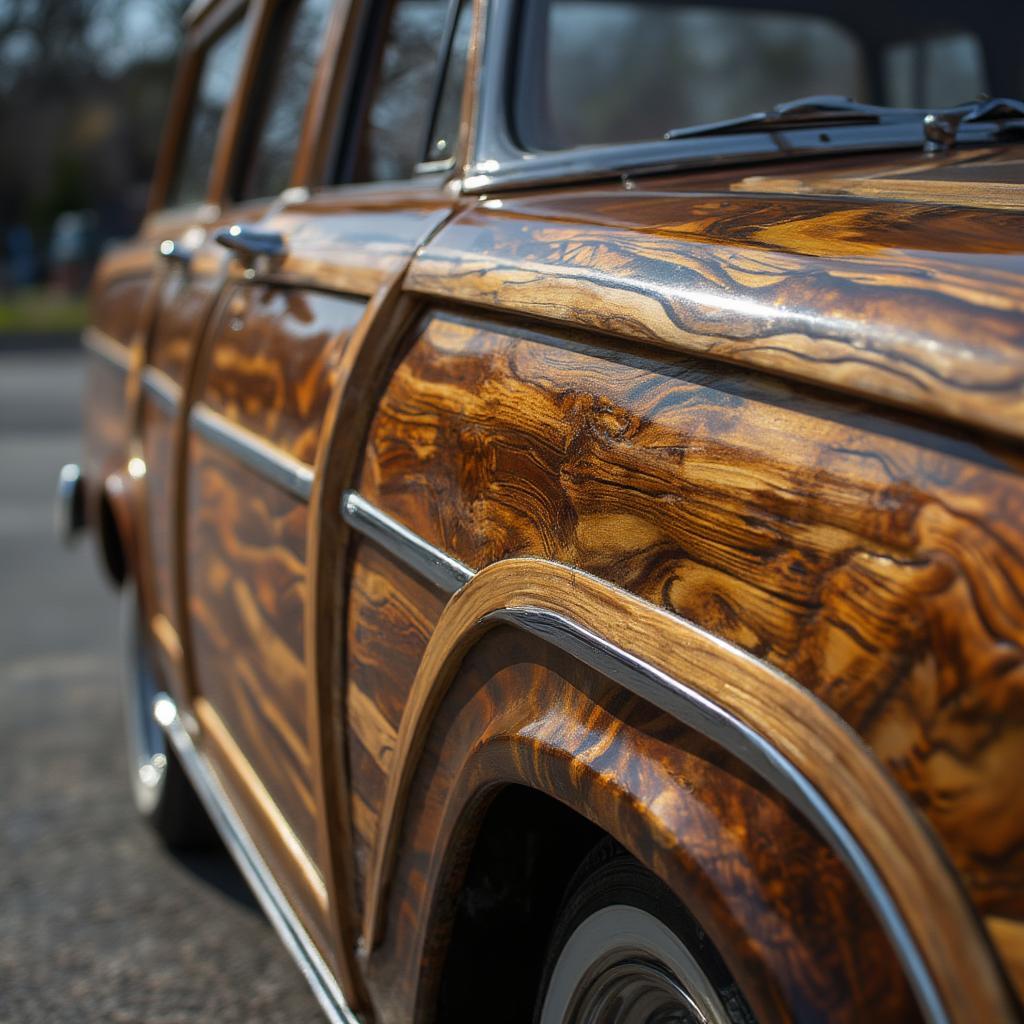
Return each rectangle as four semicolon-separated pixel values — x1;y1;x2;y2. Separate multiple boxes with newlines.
541;906;732;1024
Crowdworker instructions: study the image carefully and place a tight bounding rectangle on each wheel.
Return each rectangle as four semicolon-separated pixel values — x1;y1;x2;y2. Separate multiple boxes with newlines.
536;840;755;1024
121;592;214;848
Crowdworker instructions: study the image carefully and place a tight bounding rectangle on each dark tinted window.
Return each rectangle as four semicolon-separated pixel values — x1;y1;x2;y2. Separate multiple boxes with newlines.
238;0;335;199
169;19;248;206
354;0;449;181
515;1;1001;152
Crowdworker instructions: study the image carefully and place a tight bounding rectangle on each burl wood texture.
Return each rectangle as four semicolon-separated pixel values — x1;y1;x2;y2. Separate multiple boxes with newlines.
185;434;319;856
407;147;1024;443
358;311;1024;924
369;625;921;1024
361;558;1014;1024
345;538;448;915
200;283;365;461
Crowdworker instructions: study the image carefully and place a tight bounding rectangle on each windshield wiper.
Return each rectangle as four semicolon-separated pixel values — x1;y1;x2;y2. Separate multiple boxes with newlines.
664;95;912;141
664;94;1024;150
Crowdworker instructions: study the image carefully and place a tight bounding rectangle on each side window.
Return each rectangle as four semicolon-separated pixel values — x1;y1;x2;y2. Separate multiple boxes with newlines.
169;19;249;207
352;0;454;182
424;0;473;165
236;0;336;200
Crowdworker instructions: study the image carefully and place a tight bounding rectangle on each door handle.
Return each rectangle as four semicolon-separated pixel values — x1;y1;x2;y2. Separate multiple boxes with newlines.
214;225;286;264
157;238;193;267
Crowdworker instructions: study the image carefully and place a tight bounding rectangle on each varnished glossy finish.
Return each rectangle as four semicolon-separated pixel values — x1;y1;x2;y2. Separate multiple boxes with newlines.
369;625;923;1024
408;147;1024;443
75;1;1024;1020
358;310;1024;926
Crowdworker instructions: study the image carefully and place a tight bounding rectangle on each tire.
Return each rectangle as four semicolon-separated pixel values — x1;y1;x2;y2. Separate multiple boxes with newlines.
121;592;215;849
536;840;755;1024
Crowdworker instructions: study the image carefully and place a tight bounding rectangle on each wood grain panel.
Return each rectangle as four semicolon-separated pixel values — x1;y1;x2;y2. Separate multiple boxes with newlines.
200;284;365;462
359;311;1024;922
149;268;223;385
364;558;1014;1024
185;434;318;857
89;273;151;346
243;188;457;297
140;399;177;630
345;537;447;911
369;626;922;1024
407;157;1024;441
82;355;128;494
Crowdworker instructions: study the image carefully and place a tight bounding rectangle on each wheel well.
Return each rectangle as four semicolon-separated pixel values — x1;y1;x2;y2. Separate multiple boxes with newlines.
431;786;604;1023
98;490;127;585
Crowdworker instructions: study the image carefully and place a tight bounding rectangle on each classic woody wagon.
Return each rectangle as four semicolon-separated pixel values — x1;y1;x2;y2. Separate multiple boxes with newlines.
58;0;1024;1020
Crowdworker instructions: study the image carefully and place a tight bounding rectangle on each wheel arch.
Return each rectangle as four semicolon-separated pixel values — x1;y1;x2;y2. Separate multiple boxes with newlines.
362;557;1015;1024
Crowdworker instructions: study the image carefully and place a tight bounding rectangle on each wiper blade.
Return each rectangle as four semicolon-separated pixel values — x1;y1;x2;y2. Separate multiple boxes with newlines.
664;95;914;141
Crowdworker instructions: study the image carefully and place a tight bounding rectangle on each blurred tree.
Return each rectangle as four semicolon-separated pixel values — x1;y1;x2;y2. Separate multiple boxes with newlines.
0;0;191;277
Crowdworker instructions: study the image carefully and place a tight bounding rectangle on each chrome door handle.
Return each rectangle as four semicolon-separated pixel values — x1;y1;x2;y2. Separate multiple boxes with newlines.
214;225;286;263
158;238;193;267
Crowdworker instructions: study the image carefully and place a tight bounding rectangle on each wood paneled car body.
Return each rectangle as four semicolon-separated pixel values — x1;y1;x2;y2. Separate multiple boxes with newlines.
61;0;1024;1020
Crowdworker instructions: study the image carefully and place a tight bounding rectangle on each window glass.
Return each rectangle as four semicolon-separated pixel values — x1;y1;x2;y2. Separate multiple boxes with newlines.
884;34;987;108
169;19;248;206
425;0;473;164
354;0;449;182
514;1;998;153
238;0;335;199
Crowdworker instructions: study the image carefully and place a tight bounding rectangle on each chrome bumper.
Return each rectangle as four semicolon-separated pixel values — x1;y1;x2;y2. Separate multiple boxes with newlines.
55;463;85;545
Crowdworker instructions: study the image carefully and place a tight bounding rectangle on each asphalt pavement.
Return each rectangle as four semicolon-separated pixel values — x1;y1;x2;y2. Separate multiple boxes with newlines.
0;349;323;1023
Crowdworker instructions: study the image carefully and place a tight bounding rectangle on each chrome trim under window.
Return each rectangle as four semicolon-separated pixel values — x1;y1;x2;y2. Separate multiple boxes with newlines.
341;490;474;594
141;366;181;417
189;402;314;501
82;326;132;373
155;694;360;1024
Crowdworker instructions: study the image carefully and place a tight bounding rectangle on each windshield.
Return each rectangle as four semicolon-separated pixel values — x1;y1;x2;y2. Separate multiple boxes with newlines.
513;0;1023;151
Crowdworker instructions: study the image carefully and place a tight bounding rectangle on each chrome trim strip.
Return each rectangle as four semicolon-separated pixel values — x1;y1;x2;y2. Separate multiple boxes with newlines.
155;695;359;1024
82;326;132;373
341;491;474;595
190;402;314;501
141;365;181;417
491;604;950;1024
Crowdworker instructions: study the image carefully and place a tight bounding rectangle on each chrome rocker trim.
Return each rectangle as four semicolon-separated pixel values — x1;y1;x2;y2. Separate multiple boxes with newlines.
155;694;360;1024
190;402;314;501
341;491;473;595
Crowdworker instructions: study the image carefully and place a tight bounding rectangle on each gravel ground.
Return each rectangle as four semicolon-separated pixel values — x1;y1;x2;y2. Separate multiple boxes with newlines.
0;351;324;1023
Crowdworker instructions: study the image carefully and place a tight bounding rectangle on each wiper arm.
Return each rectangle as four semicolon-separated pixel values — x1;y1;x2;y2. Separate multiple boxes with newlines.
664;95;912;141
664;93;1024;151
924;97;1024;151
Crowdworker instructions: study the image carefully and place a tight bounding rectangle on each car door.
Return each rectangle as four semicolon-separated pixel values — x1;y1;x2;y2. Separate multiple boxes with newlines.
135;0;260;700
178;0;473;998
